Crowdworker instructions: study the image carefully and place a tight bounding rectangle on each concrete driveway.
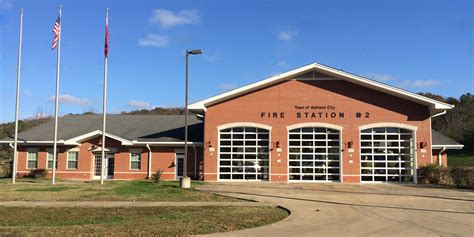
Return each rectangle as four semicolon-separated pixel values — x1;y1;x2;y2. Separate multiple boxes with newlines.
197;183;474;237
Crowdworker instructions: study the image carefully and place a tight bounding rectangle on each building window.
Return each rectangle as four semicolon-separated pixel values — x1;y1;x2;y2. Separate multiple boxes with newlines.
130;153;141;170
27;152;38;169
360;127;414;182
67;152;78;170
288;127;341;182
46;152;58;170
218;126;270;180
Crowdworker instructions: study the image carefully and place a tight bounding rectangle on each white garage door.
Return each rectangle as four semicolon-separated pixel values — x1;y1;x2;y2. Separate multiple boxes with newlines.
288;127;341;182
218;127;270;181
360;127;415;182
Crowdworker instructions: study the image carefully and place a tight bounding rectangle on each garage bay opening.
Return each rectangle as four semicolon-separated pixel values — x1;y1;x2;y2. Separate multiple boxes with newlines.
218;127;270;181
288;127;341;182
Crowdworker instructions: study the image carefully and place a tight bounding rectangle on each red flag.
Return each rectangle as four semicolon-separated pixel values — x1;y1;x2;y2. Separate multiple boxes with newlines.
51;16;61;50
104;15;109;58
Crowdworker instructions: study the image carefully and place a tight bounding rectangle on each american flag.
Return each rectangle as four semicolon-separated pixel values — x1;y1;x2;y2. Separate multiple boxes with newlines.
51;16;61;50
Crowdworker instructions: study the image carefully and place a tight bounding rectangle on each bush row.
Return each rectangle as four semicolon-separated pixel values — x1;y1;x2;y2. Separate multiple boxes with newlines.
418;164;474;189
23;169;49;179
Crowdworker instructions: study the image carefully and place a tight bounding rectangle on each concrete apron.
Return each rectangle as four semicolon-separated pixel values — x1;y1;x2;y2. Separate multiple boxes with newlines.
196;183;474;237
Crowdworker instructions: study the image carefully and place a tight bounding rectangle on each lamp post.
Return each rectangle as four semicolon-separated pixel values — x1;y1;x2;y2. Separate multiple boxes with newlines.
181;49;202;189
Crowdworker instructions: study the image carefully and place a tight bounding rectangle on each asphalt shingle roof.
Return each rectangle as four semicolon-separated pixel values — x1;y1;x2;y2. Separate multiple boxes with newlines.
0;115;203;143
431;129;463;147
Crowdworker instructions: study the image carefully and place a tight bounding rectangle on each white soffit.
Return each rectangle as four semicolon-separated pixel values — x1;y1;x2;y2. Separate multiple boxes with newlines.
188;63;453;112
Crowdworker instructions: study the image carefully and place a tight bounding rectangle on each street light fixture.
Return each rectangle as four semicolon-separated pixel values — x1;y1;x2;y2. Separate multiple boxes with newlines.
181;49;203;189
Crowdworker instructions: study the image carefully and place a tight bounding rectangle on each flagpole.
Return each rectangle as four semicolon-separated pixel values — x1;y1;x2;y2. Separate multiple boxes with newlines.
12;8;24;184
52;5;62;185
100;8;109;185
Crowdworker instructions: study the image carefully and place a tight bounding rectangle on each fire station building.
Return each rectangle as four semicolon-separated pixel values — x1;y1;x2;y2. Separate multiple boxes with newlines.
1;63;463;183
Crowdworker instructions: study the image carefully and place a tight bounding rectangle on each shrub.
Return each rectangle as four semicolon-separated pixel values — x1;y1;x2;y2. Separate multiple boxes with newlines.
450;167;474;189
24;169;49;179
151;169;164;184
417;164;450;185
417;165;474;189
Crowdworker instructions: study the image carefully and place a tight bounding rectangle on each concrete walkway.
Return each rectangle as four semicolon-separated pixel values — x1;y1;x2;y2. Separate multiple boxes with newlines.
197;183;474;237
0;201;272;207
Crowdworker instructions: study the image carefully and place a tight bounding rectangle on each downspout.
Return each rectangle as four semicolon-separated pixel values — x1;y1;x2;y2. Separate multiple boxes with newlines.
193;143;197;179
9;143;14;149
431;110;446;118
438;147;446;166
146;144;152;178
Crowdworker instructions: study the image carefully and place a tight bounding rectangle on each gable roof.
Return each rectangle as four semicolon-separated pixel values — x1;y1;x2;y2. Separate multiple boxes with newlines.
189;63;453;114
432;129;464;149
0;115;203;145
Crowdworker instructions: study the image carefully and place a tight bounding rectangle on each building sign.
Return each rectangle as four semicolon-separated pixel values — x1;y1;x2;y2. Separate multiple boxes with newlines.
260;105;370;119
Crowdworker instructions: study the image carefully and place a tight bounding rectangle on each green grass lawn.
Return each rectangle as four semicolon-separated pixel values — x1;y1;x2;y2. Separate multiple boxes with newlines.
448;153;474;167
0;206;289;236
0;179;235;202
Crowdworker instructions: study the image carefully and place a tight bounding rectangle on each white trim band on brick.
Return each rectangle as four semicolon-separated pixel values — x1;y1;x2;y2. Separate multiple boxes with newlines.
359;122;418;131
287;122;344;131
217;122;272;131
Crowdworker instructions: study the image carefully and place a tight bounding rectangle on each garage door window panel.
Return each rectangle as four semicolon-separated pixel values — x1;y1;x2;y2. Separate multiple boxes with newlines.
360;127;415;183
219;126;270;181
288;127;341;182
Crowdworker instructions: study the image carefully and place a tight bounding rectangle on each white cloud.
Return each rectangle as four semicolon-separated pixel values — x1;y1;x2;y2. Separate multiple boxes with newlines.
0;0;12;11
401;80;441;88
48;94;89;106
277;60;288;67
219;83;238;91
138;34;169;48
365;73;397;82
149;9;200;28
127;100;152;109
278;31;298;41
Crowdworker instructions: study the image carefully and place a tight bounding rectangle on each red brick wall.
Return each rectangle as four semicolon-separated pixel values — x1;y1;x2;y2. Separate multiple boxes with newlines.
203;78;433;183
432;149;448;167
16;135;203;180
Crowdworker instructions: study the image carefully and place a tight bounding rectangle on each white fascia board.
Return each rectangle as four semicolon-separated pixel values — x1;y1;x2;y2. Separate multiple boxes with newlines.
188;64;315;111
188;63;453;111
432;145;464;150
312;63;454;110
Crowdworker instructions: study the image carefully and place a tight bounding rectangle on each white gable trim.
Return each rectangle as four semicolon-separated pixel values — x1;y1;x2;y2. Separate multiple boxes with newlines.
63;130;133;145
189;63;453;113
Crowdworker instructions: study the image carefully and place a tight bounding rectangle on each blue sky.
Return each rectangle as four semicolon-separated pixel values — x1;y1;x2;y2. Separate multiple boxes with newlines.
0;0;472;123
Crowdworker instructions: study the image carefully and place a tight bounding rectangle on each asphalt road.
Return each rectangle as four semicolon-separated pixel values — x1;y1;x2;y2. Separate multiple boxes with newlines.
197;182;474;237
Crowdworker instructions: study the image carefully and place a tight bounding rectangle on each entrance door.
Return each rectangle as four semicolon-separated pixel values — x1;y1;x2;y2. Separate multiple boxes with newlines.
176;153;184;179
94;154;102;179
93;153;114;179
107;157;115;178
